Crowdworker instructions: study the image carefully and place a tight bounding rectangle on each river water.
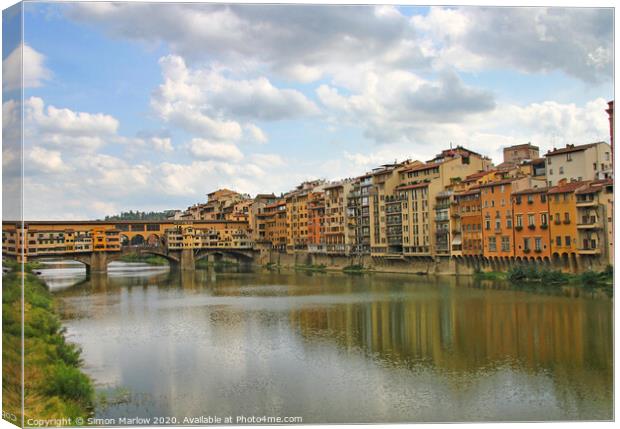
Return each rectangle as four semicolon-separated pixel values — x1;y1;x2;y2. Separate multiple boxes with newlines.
39;261;613;423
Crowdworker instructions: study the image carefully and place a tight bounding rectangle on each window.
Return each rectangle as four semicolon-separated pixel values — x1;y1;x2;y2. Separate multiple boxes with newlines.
540;194;546;203
605;152;610;161
556;236;562;246
541;213;548;225
488;237;497;252
523;238;530;250
567;153;572;161
549;169;554;175
564;212;570;222
559;166;564;174
535;238;542;251
528;214;535;226
548;158;552;165
527;195;534;204
565;236;571;246
516;215;523;227
593;162;597;171
501;236;510;252
485;216;491;230
548;180;553;187
506;217;512;228
495;218;501;230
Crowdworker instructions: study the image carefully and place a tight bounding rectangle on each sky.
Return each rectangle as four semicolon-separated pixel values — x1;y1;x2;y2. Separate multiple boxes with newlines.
1;1;614;220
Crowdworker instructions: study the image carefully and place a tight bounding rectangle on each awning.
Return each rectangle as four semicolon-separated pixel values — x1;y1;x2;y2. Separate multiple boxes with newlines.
451;235;462;246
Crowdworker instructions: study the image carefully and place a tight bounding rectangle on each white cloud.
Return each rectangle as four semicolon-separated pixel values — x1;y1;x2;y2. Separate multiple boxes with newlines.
188;139;244;162
151;55;318;142
27;147;69;174
413;7;613;83
245;124;268;144
3;43;52;91
317;70;495;143
341;97;611;166
250;153;284;167
24;97;119;151
66;4;430;83
150;137;174;153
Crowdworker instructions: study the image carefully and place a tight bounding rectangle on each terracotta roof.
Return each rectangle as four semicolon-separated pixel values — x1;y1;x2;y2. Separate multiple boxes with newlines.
401;161;442;173
512;187;548;196
575;178;613;195
396;182;429;191
477;178;514;188
547;181;589;194
504;143;539;151
545;142;605;156
463;171;490;182
455;188;481;198
495;161;518;171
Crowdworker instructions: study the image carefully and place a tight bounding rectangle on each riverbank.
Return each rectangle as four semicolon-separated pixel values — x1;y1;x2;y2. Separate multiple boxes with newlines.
2;262;94;423
118;253;168;266
475;265;613;288
260;251;612;278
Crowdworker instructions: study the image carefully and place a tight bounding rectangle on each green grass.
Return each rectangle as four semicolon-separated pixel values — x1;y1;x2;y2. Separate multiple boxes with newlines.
342;264;370;274
119;253;168;266
505;265;612;288
473;270;506;280
3;271;94;423
294;263;327;272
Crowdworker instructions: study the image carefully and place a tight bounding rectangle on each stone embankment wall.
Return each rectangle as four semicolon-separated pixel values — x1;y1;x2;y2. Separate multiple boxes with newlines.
257;249;608;275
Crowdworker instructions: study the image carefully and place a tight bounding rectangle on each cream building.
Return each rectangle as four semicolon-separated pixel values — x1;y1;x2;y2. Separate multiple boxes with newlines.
545;142;612;187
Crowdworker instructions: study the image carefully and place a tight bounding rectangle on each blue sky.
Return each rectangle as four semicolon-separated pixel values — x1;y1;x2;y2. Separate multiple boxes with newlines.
2;2;614;219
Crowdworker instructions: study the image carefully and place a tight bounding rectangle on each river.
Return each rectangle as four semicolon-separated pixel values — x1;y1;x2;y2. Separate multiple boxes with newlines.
38;261;613;423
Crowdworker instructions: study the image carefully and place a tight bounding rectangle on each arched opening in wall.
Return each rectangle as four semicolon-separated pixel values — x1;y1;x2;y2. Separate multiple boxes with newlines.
120;234;129;246
561;252;569;270
516;256;522;264
570;253;579;272
543;256;551;265
147;234;160;247
536;256;543;263
130;234;145;246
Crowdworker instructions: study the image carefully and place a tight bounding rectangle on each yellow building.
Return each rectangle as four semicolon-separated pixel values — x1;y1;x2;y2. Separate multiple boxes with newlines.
548;180;584;261
285;180;324;253
397;147;492;257
324;180;354;255
575;179;613;266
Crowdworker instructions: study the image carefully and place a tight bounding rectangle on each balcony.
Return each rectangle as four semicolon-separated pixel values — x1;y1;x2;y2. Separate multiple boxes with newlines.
577;221;601;229
576;199;596;207
578;247;601;255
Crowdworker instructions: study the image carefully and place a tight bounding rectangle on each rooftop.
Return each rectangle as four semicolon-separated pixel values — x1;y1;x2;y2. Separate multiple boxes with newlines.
545;142;607;157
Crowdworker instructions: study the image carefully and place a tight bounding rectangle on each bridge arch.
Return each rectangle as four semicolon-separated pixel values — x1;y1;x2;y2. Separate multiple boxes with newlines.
146;233;162;247
130;234;145;246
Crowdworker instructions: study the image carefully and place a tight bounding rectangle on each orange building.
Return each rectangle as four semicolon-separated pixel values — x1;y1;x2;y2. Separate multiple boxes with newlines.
263;200;287;252
548;180;584;261
454;187;483;257
512;187;551;259
480;179;516;258
307;191;326;253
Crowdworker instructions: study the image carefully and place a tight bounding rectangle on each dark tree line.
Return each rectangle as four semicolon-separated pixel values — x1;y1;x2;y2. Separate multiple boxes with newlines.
101;210;174;221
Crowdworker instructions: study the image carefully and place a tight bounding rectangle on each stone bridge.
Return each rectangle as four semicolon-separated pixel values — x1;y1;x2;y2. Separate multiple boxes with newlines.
27;245;258;273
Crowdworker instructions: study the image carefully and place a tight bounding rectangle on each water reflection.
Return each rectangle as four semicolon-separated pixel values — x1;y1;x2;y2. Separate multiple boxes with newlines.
43;264;612;423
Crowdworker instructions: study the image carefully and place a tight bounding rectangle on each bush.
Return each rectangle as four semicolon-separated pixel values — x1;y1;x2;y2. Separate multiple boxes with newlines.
45;363;93;404
579;270;603;287
540;269;568;284
507;266;526;282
